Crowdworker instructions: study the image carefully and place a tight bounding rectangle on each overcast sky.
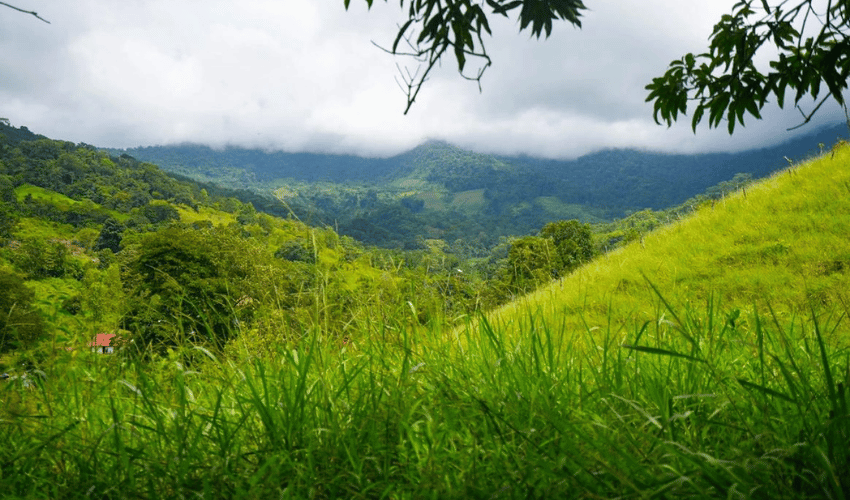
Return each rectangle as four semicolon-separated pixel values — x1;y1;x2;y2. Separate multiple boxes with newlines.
0;1;845;159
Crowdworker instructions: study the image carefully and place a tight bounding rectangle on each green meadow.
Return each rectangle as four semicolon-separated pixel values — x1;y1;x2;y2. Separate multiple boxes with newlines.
2;145;850;498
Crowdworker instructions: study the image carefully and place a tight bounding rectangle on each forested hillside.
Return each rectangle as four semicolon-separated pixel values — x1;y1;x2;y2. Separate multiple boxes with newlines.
117;122;847;250
0;119;766;366
0;123;490;358
0;121;620;367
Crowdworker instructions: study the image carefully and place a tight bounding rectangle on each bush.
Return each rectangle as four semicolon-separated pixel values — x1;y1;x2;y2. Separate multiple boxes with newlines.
0;270;44;352
122;227;247;354
274;240;315;263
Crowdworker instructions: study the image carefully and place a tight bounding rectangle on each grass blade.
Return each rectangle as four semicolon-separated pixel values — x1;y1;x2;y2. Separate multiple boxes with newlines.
620;344;704;363
736;378;794;403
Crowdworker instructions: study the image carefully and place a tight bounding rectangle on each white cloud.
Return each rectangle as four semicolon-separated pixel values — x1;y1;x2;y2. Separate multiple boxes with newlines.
0;0;845;158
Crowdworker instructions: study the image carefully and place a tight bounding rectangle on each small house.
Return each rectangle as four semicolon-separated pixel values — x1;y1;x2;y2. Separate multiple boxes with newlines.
90;332;121;353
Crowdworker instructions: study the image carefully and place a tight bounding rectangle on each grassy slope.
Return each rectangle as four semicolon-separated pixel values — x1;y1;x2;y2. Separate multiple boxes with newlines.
489;144;850;348
15;184;83;208
15;184;131;222
4;145;850;498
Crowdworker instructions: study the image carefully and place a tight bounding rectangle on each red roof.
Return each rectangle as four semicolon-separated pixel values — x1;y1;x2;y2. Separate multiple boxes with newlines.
90;333;116;347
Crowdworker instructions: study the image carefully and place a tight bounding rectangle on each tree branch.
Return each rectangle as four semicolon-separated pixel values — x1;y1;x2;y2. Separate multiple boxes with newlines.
0;1;50;23
787;93;831;130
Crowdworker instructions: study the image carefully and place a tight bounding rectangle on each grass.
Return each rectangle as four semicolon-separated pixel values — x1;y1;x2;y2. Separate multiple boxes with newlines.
1;294;848;498
174;204;236;226
448;188;487;214
15;185;84;209
534;196;608;223
15;184;130;222
488;145;850;348
10;217;79;242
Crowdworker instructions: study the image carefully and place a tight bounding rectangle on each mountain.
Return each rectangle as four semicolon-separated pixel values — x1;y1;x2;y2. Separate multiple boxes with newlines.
121;122;848;206
115;122;849;248
502;122;849;210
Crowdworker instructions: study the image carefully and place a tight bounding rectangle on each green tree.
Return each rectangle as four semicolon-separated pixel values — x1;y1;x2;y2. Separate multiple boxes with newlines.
0;174;15;204
0;175;17;239
539;219;594;272
11;237;71;279
506;235;560;293
94;217;124;253
647;1;850;133
0;202;16;240
236;202;258;225
275;239;315;263
142;200;179;224
122;227;254;354
356;0;848;132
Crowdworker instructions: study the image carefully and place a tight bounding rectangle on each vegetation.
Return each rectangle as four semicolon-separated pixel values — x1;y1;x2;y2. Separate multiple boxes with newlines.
118;121;847;252
5;296;849;498
2;120;850;497
491;139;850;345
348;0;588;113
0;269;43;353
351;0;850;133
649;0;850;133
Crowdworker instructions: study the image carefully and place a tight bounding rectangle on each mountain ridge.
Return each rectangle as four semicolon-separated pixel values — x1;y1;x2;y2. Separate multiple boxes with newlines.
110;122;850;248
117;121;849;212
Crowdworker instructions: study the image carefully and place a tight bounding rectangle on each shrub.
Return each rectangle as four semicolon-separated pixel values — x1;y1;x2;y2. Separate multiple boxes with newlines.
0;270;44;352
122;227;248;354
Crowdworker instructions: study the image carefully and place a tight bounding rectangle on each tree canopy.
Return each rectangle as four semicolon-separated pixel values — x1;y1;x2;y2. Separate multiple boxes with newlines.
647;0;850;134
353;0;850;133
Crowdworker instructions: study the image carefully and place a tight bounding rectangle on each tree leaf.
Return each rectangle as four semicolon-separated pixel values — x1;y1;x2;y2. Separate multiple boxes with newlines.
393;19;415;53
691;104;705;133
744;96;762;120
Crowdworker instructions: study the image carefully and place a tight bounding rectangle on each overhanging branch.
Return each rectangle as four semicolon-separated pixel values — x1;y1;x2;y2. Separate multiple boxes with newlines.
0;1;50;24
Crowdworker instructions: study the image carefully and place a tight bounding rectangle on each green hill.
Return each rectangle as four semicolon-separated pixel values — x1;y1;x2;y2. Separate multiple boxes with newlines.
489;141;850;346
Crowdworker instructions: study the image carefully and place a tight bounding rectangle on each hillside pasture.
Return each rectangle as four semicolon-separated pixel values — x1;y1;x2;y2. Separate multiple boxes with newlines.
487;145;850;350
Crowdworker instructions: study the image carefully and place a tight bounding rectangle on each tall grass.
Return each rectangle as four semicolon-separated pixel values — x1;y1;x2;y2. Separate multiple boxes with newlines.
2;288;848;498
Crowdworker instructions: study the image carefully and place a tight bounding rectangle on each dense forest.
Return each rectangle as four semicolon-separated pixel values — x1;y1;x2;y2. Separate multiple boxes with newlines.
116;122;846;249
0;121;619;362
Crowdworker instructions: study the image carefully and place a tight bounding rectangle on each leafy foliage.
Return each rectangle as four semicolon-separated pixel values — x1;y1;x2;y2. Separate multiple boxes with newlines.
647;0;850;133
539;219;594;270
0;269;43;352
122;124;847;252
503;219;594;293
348;0;587;113
94;217;123;253
348;0;850;132
122;227;254;353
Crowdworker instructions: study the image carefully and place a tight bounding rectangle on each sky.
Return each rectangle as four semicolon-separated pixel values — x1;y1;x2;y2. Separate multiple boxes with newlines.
0;0;846;159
